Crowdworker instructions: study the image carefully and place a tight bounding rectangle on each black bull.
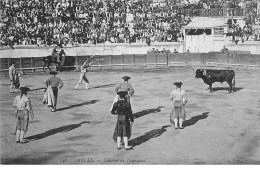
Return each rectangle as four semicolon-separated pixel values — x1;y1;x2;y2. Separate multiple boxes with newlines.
195;69;236;93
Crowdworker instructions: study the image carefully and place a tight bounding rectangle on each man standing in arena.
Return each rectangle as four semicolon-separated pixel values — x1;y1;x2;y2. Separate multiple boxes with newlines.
169;82;188;129
12;87;34;143
112;76;135;113
45;71;63;112
9;61;16;93
112;76;135;144
75;57;93;90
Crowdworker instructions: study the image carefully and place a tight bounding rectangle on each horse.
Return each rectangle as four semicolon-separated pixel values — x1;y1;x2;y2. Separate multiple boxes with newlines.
42;50;66;72
42;55;55;73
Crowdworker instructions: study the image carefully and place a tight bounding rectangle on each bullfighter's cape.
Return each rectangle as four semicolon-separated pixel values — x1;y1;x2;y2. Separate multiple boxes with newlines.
43;85;55;107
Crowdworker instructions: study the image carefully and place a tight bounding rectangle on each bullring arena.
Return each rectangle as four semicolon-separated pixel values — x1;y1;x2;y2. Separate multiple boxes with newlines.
1;0;260;164
0;53;260;164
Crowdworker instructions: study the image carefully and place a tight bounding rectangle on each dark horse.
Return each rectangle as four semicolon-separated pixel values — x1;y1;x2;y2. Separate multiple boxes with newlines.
42;53;63;73
42;55;54;73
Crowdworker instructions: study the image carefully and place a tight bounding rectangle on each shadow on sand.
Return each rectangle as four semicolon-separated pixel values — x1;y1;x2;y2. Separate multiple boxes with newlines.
26;121;89;142
133;106;164;119
90;83;117;89
129;125;170;147
211;87;243;93
2;153;60;164
29;87;46;92
184;112;209;127
56;100;98;111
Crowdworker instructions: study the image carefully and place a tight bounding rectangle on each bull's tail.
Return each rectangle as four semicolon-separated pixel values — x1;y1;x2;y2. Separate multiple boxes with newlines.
232;72;236;87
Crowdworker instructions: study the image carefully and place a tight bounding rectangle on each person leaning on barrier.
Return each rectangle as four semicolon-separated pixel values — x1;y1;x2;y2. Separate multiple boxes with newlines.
45;71;63;112
173;49;179;53
12;87;34;144
221;45;229;52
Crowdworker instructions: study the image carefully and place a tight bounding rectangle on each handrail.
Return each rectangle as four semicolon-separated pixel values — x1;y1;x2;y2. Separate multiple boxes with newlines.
1;52;259;72
182;8;254;18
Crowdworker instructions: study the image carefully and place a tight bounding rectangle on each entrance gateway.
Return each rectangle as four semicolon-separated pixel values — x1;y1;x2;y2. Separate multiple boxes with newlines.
183;17;245;53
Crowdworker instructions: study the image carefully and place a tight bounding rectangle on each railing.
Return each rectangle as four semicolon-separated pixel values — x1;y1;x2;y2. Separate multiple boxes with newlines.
1;52;259;73
27;8;254;23
182;8;254;18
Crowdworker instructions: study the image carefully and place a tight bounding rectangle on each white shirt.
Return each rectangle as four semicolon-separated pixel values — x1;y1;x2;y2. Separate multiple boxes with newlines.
13;95;33;111
169;88;188;105
9;65;16;79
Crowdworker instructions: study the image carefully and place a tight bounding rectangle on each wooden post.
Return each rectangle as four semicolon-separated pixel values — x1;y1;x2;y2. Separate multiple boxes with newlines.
7;58;10;68
74;56;80;71
20;58;22;69
98;56;102;69
110;55;113;68
144;54;147;66
31;57;35;72
185;53;188;66
133;54;136;67
122;55;124;68
166;53;169;67
20;57;24;74
155;53;157;67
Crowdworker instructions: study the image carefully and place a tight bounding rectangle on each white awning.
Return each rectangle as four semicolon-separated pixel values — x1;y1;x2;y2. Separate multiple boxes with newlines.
183;17;227;29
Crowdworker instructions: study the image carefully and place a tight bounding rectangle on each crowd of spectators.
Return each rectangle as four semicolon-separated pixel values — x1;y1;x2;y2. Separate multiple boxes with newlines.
225;17;260;44
0;0;259;48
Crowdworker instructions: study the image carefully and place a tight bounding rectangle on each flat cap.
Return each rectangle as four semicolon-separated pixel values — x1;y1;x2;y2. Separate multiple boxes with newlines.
173;82;183;87
20;87;30;92
122;76;130;80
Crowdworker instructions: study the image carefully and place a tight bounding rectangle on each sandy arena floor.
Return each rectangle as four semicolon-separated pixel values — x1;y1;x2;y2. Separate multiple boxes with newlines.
0;67;260;164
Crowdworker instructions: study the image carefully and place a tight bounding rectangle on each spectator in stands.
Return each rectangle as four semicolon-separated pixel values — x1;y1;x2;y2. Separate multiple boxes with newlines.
221;45;229;52
173;49;179;53
1;0;259;47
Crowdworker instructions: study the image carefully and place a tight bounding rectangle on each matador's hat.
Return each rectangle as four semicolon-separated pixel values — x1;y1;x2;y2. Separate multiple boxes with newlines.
49;71;58;75
122;76;130;81
173;82;183;87
20;87;30;92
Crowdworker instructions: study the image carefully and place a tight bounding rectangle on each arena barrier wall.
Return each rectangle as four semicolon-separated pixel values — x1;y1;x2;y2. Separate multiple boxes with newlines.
123;54;135;67
0;42;183;58
111;55;123;66
145;53;157;66
187;53;206;66
204;52;219;66
168;53;186;66
156;53;168;66
1;52;260;72
134;54;146;66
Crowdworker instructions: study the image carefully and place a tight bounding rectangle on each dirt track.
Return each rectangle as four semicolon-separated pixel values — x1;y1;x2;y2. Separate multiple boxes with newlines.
0;68;260;164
